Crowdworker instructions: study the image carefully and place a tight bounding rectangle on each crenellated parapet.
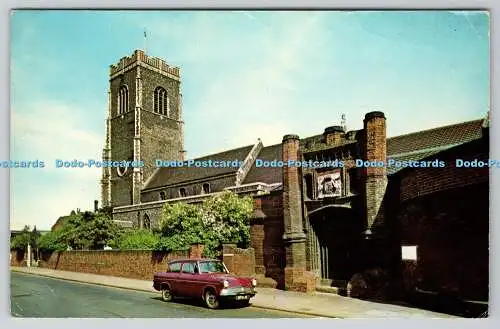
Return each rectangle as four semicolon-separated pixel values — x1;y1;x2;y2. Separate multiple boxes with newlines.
110;49;180;79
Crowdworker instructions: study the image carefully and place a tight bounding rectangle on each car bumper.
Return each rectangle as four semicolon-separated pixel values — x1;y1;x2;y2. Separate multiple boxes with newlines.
219;287;256;300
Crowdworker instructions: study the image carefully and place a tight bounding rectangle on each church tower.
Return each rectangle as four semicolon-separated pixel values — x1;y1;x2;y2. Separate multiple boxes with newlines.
101;50;185;208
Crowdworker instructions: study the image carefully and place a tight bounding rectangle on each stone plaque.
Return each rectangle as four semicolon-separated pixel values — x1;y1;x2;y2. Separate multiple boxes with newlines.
317;170;341;198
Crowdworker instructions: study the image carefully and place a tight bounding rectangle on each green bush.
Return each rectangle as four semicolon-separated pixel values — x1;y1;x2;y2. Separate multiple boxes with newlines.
37;231;68;252
115;229;160;250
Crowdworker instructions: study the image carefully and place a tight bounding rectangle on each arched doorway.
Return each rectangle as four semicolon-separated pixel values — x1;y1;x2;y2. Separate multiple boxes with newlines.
307;205;364;286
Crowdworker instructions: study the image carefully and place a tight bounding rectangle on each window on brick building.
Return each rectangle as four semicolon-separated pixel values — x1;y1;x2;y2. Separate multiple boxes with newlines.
202;183;210;194
179;188;187;198
154;86;169;116
159;191;166;200
118;85;129;115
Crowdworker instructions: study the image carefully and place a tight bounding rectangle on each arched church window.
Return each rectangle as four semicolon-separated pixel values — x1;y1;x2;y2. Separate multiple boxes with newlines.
143;214;151;230
118;85;129;115
179;188;187;198
202;183;210;194
154;87;169;116
159;191;166;200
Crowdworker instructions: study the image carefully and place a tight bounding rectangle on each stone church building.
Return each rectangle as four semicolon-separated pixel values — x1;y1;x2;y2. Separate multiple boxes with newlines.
102;50;489;303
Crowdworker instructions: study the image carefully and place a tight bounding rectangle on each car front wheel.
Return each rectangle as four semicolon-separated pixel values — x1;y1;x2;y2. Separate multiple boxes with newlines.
161;286;173;302
204;289;219;309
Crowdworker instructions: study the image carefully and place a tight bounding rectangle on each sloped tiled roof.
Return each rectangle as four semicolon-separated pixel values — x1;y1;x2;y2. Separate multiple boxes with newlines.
386;119;484;175
387;120;483;156
143;145;254;190
142;118;486;189
51;215;70;231
243;144;283;185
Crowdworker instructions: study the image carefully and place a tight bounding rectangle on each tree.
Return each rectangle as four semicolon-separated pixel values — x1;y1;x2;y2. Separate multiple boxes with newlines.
157;191;254;257
201;190;253;249
10;225;32;251
45;210;122;250
37;230;68;252
157;202;205;251
30;226;41;249
10;225;43;252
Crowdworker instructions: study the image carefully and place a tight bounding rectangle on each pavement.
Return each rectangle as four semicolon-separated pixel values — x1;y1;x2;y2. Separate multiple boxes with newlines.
10;266;458;318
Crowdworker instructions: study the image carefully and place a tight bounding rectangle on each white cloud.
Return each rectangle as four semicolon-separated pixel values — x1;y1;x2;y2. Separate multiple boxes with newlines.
10;100;103;230
10;178;100;231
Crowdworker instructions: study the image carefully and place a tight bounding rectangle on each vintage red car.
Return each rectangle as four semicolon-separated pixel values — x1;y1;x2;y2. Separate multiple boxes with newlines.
153;258;257;309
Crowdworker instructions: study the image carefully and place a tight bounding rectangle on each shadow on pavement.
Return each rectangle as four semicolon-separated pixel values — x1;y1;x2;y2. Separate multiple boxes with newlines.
150;296;252;310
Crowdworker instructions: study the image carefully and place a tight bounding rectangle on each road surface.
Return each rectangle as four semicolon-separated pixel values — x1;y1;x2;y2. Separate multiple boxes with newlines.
10;272;303;318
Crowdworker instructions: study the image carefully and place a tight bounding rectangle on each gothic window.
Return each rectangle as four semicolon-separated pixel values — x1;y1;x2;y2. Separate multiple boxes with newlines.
202;183;210;194
143;214;151;230
159;191;166;200
179;188;187;198
154;86;169;116
118;85;129;115
304;174;313;200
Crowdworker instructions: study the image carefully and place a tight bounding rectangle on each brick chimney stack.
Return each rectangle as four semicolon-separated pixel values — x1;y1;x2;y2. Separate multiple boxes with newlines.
282;134;306;242
363;111;388;234
282;134;315;291
323;125;345;146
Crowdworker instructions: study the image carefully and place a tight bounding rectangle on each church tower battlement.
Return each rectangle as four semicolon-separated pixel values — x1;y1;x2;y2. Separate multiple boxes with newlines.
101;49;185;208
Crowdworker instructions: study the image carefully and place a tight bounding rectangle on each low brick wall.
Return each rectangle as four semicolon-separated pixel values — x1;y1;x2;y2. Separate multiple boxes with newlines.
35;246;205;281
10;250;26;267
222;244;255;277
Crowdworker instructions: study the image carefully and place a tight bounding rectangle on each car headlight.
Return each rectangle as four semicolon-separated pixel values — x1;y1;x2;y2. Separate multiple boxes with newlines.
252;278;257;287
223;280;229;288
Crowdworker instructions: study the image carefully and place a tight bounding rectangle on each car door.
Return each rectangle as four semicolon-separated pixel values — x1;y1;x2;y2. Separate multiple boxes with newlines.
167;262;182;295
179;262;197;297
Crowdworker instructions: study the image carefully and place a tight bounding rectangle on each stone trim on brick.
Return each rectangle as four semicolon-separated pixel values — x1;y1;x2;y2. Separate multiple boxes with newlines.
235;139;263;186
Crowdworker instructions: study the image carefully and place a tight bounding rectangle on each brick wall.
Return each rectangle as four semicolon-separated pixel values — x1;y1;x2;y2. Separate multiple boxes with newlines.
10;250;26;267
251;192;285;283
222;244;255;277
398;140;489;203
397;182;489;301
35;246;209;281
393;137;489;302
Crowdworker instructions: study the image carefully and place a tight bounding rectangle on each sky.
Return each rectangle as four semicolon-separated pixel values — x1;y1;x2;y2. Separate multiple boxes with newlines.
9;10;490;231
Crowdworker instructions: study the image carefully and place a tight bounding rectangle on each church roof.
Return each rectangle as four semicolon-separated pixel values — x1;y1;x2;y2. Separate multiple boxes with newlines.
386;119;485;174
143;145;254;190
242;143;283;185
142;118;486;190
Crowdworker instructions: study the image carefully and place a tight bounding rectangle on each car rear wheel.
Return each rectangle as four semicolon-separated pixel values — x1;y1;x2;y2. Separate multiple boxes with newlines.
161;286;173;302
204;289;219;309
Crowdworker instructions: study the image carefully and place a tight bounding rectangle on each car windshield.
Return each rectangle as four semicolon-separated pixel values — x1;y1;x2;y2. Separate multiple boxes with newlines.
199;261;227;274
